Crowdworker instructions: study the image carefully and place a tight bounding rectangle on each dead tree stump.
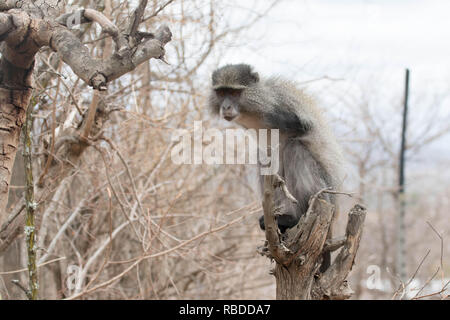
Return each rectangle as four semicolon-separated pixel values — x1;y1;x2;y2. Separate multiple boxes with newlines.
258;175;366;300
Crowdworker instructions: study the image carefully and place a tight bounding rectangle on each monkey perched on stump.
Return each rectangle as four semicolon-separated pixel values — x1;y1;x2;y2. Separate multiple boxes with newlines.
208;64;345;271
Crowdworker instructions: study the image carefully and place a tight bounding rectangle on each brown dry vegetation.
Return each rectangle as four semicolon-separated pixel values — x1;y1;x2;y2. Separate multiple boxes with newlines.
0;0;448;300
0;0;279;300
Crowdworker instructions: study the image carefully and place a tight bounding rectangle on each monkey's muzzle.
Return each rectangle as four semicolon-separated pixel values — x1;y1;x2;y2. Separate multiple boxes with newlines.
223;114;237;121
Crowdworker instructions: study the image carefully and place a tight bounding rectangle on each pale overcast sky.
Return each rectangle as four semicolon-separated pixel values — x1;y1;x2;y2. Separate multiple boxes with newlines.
217;0;450;177
223;0;450;85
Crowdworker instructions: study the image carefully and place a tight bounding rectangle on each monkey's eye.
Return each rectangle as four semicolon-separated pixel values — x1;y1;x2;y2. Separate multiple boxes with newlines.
215;88;241;98
230;89;242;97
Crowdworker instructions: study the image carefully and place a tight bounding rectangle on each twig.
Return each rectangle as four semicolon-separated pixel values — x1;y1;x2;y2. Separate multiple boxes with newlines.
37;199;87;265
143;0;176;21
323;236;346;252
0;257;66;275
81;91;100;140
273;174;298;204
84;9;119;38
23;103;38;300
11;280;32;300
37;78;58;188
93;145;142;242
412;280;450;300
0;201;25;234
412;267;440;299
308;187;356;207
127;0;149;37
392;249;431;299
99;136;145;218
426;221;444;281
39;55;83;115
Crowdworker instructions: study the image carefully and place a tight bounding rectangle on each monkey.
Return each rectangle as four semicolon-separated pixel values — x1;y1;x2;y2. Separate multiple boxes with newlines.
208;64;345;271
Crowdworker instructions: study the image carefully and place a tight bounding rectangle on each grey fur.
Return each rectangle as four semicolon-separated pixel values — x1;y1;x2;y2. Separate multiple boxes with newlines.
209;64;345;267
212;64;260;90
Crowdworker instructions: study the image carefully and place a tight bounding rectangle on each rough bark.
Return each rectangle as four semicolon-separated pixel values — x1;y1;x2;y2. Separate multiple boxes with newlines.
0;0;171;226
259;175;366;300
0;85;33;219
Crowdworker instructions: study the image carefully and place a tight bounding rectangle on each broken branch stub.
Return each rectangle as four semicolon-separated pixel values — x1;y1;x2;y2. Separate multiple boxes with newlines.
260;175;366;300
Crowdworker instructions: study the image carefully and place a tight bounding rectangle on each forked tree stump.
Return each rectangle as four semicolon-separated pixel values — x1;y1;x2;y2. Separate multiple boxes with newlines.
258;175;366;300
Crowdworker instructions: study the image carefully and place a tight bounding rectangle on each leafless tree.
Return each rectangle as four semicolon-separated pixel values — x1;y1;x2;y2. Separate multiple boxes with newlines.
0;0;280;300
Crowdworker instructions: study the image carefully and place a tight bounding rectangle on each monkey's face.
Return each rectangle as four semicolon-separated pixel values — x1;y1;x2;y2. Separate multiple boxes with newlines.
215;88;242;121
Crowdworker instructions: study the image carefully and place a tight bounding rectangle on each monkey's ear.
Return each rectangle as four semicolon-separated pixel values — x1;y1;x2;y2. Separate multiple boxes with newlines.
251;72;260;83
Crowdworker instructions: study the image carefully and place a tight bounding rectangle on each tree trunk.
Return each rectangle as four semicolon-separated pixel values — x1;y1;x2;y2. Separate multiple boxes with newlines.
275;263;315;299
0;66;33;217
259;175;366;300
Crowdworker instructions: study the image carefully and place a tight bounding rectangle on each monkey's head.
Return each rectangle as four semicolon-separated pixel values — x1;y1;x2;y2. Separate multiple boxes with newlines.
209;64;260;122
